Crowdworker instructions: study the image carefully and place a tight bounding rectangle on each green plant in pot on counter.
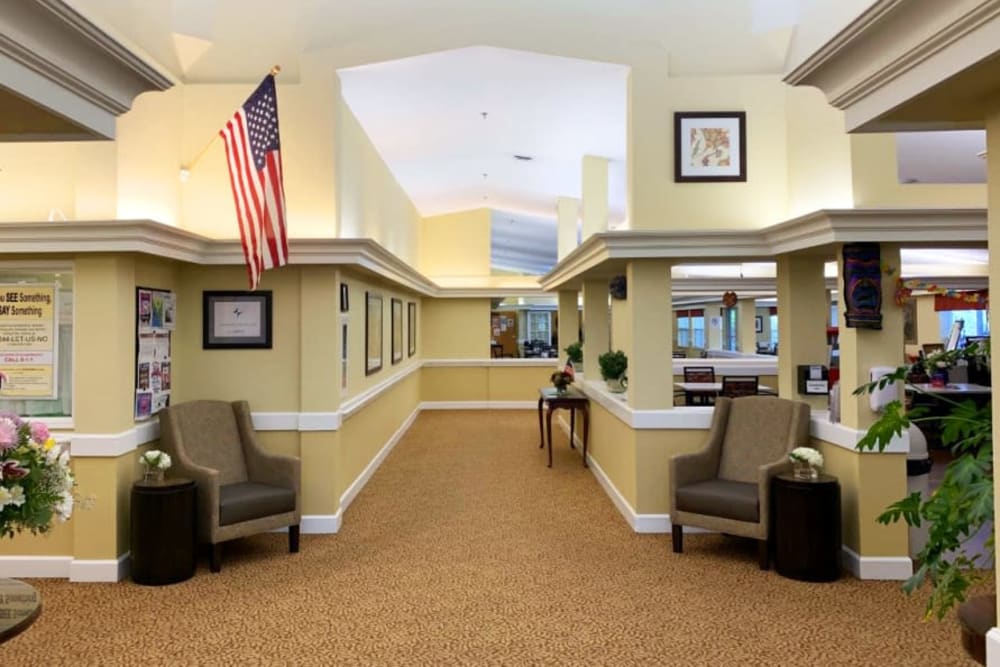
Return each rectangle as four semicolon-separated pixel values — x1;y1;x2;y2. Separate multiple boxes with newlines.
598;349;628;393
853;340;993;622
564;341;583;368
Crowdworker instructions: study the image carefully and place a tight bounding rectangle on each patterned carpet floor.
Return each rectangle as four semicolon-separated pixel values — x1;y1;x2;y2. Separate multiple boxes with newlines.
4;410;982;665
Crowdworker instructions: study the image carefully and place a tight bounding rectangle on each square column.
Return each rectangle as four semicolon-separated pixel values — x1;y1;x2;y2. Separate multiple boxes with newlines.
582;155;609;241
776;254;831;409
581;279;610;380
557;197;580;261
623;260;673;410
985;108;1000;635
836;243;905;430
737;298;757;354
557;290;580;361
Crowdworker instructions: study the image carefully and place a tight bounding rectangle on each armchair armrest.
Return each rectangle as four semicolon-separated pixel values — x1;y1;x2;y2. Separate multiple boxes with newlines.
232;401;302;505
670;399;732;508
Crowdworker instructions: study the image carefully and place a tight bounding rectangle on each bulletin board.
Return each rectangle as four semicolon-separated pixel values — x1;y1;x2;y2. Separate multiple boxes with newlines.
135;286;175;420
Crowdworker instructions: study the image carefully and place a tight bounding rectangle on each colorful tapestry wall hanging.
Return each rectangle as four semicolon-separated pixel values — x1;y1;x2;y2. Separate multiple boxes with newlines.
842;243;882;329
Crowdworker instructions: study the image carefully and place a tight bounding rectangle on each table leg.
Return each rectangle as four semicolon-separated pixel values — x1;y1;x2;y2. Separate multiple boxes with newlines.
537;396;544;448
582;406;590;468
546;406;554;468
569;408;576;449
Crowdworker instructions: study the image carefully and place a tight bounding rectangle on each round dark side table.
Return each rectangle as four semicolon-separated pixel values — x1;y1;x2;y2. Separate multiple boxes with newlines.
130;477;196;585
772;472;842;582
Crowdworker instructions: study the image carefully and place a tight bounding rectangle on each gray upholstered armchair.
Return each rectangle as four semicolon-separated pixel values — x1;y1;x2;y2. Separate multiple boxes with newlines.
158;400;301;572
669;396;810;569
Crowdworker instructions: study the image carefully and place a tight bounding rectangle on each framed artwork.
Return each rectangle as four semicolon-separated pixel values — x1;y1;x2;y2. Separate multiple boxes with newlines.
754;315;763;334
674;111;746;182
203;290;272;349
407;302;417;357
391;298;403;364
365;292;383;375
340;283;349;313
902;299;917;344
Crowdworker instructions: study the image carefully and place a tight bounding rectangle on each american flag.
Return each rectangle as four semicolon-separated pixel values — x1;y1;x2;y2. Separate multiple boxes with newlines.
219;74;288;290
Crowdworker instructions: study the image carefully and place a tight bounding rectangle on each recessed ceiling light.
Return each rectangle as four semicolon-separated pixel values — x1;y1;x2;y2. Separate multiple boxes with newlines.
513;155;533;161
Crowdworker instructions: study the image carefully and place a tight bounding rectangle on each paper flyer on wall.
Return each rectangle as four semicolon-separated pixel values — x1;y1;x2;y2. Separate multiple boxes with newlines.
136;288;174;420
0;284;59;399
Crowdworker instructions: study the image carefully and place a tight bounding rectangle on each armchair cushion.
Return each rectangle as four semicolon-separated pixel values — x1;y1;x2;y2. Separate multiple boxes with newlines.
675;479;759;523
219;482;296;526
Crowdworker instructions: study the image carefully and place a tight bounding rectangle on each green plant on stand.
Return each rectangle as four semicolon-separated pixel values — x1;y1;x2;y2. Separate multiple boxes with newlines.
598;349;628;393
565;341;583;372
853;340;993;623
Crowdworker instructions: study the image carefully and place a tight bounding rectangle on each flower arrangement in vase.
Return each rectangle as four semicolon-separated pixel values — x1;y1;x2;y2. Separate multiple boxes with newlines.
0;415;75;538
140;449;172;483
788;446;824;481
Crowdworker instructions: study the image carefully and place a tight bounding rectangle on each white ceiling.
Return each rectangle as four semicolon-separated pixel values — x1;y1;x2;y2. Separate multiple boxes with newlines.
896;131;987;184
339;46;628;225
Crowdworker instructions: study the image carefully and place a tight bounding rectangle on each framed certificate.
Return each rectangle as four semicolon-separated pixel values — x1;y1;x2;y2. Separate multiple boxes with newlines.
202;291;273;349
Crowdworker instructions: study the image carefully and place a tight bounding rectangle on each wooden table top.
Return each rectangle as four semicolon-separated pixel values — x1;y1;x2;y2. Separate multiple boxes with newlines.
0;578;41;644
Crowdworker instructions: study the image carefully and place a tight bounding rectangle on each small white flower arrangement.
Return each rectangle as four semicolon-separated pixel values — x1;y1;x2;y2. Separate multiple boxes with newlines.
789;446;823;468
141;450;172;470
140;449;171;479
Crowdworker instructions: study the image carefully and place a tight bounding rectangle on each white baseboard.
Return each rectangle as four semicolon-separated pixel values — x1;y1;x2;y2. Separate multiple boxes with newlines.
340;407;421;512
841;545;912;580
420;401;535;410
986;628;1000;667
69;552;129;582
301;513;341;534
0;555;73;578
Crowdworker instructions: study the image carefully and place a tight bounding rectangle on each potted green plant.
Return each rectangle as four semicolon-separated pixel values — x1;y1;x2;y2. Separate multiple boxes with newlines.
598;349;628;393
854;341;992;642
564;341;583;371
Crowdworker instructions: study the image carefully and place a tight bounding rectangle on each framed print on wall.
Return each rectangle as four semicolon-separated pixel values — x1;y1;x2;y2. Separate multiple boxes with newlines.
203;290;272;349
391;298;403;364
754;315;763;334
407;302;416;357
340;283;349;313
674;111;746;182
365;292;383;375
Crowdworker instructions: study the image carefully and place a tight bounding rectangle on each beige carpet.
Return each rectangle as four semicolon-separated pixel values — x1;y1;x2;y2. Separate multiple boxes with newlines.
4;410;982;665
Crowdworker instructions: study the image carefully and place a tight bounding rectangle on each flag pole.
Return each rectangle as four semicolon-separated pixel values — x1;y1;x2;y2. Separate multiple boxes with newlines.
181;65;282;175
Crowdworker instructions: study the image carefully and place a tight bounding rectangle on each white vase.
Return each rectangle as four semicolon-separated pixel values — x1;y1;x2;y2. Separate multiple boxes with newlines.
606;377;626;393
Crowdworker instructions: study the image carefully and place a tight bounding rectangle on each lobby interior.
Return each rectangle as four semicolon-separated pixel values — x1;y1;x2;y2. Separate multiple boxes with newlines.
1;0;1000;663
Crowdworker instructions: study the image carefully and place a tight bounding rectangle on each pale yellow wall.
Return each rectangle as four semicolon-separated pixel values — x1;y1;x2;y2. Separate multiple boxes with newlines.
850;134;987;208
915;294;940;347
336;92;420;266
74;256;137;433
0;142;116;222
336;371;420;501
419;209;491;278
421;298;489;359
630;73;790;230
117;88;183;226
342;270;422;398
635;429;705;514
487;366;556;401
421;367;488;402
586;400;637;508
785;86;854;216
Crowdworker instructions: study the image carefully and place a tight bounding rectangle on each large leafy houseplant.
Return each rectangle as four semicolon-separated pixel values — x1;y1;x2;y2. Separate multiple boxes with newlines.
853;341;992;620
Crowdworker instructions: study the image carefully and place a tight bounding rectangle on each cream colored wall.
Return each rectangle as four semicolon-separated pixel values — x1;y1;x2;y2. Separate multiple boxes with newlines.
785;86;854;216
336;371;420;502
420;365;554;403
815;440;908;557
487;366;555;401
419;209;491;278
341;270;422;398
630;73;791;230
0;142;116;221
586;400;637;509
915;294;940;347
635;429;704;514
117;88;183;226
850;134;987;208
336;92;420;266
421;299;489;359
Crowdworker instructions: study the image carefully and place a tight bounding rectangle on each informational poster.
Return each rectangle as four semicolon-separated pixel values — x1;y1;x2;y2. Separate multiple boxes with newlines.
0;284;58;398
136;287;174;420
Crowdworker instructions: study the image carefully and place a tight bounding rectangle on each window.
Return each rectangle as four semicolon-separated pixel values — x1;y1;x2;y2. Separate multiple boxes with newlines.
724;307;738;351
674;309;705;348
0;268;72;421
939;310;989;345
526;311;552;345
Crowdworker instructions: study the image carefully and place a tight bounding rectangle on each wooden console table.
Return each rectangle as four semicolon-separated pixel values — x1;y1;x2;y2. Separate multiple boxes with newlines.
537;387;590;468
0;578;41;644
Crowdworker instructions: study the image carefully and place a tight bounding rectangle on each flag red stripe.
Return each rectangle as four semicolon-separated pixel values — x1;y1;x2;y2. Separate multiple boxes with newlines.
271;150;288;260
220;119;260;288
264;153;287;265
233;113;267;280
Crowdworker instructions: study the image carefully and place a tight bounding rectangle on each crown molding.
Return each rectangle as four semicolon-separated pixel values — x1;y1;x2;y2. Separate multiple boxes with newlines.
784;0;1000;131
0;0;174;140
540;208;987;291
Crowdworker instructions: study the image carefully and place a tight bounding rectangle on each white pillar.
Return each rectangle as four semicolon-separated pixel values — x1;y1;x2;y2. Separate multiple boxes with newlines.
582;155;609;241
557;197;580;261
